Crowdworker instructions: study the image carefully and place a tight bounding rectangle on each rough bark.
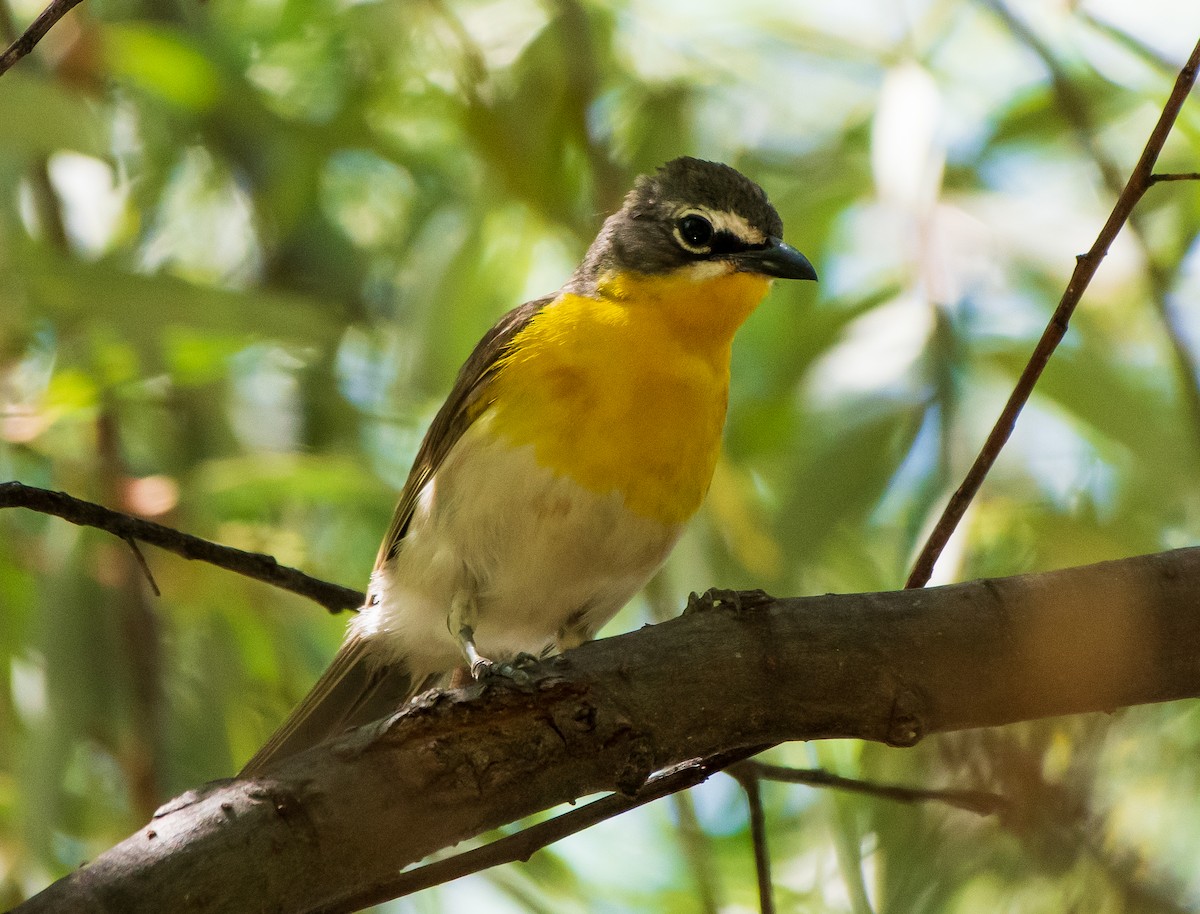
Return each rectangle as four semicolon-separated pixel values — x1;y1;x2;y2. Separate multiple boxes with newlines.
16;546;1200;914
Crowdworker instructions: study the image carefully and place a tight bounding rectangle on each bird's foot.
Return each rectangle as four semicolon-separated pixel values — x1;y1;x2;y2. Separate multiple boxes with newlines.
459;624;495;678
475;652;540;690
684;587;773;615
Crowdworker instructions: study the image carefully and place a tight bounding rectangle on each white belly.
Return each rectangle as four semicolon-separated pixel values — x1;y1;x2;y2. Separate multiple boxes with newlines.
352;413;683;679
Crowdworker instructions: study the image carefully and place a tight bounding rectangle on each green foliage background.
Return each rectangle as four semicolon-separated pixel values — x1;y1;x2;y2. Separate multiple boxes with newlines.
2;0;1200;910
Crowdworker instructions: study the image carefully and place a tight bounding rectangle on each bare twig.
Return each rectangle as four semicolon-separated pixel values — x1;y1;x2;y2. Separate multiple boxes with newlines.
310;746;768;914
95;406;165;819
731;766;775;914
2;0;76;256
906;34;1200;589
981;0;1200;464
741;762;1008;817
0;481;364;612
124;536;161;597
0;0;83;77
670;792;723;914
1150;172;1200;184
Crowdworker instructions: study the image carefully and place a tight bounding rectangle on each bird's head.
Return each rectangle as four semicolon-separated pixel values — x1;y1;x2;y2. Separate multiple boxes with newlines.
573;157;818;288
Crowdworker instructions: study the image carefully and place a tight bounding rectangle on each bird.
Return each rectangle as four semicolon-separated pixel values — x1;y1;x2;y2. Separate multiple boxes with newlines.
240;157;817;776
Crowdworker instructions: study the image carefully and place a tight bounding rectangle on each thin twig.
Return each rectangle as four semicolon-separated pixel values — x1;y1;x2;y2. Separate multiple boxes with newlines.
981;0;1125;189
0;0;83;77
0;481;364;612
124;537;161;597
981;0;1200;464
741;762;1008;817
1150;172;1200;184
670;792;723;914
95;405;165;819
309;745;768;914
906;34;1200;589
731;766;775;914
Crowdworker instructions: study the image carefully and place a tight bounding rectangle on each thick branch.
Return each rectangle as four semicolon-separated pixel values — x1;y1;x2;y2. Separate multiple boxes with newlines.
16;545;1200;914
314;746;763;914
0;481;363;612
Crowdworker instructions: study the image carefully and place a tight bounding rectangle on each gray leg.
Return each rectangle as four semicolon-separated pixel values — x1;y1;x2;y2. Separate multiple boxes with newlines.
460;626;493;678
449;590;492;678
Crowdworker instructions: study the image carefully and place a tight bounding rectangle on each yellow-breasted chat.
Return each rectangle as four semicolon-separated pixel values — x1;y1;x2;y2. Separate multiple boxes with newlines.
241;157;817;775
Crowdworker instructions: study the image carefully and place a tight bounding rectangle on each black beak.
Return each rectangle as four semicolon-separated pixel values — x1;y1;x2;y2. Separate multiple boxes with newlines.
733;237;818;282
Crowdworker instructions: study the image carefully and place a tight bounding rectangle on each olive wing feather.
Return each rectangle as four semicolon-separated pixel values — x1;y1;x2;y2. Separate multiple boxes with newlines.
373;294;553;570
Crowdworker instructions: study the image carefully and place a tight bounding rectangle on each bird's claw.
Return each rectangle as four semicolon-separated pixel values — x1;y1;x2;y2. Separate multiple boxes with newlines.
474;652;539;689
685;587;773;614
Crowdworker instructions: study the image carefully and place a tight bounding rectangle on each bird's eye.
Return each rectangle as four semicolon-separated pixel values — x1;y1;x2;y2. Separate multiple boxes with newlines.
675;213;714;253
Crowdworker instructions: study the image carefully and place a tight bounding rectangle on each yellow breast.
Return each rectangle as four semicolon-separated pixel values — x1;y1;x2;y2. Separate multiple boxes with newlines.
483;269;771;525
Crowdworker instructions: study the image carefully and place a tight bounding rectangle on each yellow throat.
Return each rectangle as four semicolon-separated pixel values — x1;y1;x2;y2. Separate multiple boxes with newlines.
484;269;772;526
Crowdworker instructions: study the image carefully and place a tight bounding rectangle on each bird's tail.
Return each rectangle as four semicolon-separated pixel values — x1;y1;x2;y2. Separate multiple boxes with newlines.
239;633;430;777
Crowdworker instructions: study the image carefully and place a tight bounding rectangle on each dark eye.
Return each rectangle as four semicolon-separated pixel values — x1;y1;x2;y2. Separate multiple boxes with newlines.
676;213;714;252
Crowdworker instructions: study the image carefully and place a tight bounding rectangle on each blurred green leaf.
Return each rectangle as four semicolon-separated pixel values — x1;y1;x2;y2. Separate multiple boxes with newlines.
0;74;107;159
101;24;223;112
22;253;348;362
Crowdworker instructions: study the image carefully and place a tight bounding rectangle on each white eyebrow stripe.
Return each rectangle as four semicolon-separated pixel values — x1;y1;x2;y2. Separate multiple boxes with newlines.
709;210;765;244
673;206;766;245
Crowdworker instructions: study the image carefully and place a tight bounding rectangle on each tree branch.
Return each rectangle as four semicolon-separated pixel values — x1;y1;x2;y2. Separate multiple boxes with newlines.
730;765;775;914
15;544;1200;914
737;761;1007;817
982;2;1200;470
0;0;82;77
906;33;1200;588
312;746;764;914
670;790;723;914
1150;172;1200;184
0;481;363;613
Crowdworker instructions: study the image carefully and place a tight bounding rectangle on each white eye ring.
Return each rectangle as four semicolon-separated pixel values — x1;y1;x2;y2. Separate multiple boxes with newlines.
673;210;715;254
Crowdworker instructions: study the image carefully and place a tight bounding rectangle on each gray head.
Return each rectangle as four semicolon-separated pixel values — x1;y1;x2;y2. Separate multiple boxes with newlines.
570;157;816;289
